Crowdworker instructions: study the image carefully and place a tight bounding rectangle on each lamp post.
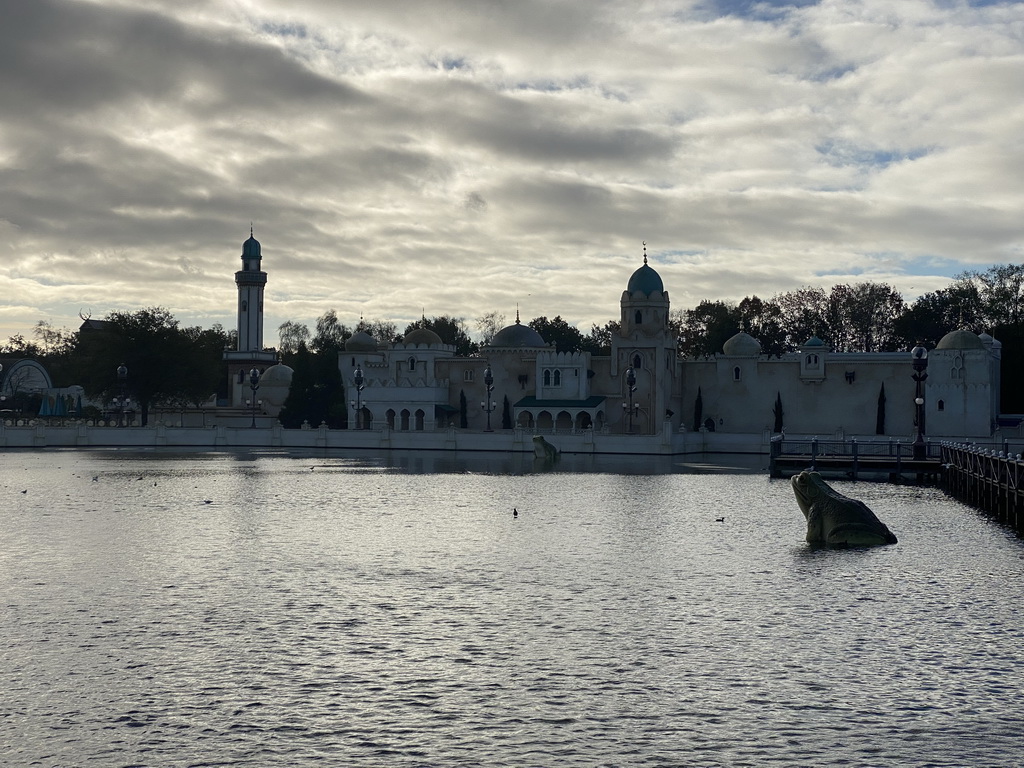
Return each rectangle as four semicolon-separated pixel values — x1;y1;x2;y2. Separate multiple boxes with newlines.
481;366;495;432
623;366;638;433
116;364;128;427
349;365;364;429
911;344;929;460
247;367;261;428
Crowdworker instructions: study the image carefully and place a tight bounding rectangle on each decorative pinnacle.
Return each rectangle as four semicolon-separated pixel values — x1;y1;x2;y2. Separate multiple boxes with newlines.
643;241;648;265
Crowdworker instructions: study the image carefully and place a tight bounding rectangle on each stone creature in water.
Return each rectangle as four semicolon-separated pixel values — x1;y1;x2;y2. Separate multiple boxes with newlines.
533;435;559;461
791;470;898;547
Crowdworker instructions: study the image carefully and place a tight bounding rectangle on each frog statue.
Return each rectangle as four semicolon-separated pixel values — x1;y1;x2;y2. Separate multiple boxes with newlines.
532;435;559;462
791;470;898;547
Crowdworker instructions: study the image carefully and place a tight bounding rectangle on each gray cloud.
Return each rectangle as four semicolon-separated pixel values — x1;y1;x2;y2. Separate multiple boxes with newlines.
2;0;1023;344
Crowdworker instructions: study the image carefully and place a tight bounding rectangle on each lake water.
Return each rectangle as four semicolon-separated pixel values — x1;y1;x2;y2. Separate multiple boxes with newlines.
2;449;1023;767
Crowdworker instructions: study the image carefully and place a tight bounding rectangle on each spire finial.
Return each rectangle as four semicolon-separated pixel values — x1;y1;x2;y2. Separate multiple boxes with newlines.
516;304;521;324
642;241;648;265
250;222;253;238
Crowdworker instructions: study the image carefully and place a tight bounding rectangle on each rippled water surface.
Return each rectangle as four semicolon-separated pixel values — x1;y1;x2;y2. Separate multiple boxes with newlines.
2;449;1023;767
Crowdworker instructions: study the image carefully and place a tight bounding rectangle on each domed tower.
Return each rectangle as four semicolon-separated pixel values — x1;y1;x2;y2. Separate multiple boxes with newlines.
620;245;669;337
236;227;267;353
223;228;278;411
611;244;679;434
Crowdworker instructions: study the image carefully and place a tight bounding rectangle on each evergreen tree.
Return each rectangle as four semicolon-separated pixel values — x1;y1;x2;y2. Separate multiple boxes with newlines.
876;383;886;435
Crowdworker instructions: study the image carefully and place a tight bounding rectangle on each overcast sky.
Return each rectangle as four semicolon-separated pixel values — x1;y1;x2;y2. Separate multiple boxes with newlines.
2;0;1023;346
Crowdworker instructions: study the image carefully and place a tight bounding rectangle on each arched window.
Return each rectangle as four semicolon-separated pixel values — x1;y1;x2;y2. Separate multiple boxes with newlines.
543;369;551;386
951;355;964;380
733;366;741;381
464;369;474;382
806;353;818;367
938;399;945;412
635;310;642;325
408;357;416;371
241;300;247;312
554;370;561;386
633;354;642;369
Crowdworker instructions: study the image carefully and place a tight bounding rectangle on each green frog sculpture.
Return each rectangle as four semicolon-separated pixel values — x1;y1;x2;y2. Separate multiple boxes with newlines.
532;435;559;462
791;470;898;547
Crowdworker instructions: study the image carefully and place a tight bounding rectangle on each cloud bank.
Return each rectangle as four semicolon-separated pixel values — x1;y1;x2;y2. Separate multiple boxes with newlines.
2;0;1023;343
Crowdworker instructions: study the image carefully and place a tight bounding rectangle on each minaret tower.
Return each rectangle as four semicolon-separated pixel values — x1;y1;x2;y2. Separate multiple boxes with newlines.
223;228;278;410
236;227;267;352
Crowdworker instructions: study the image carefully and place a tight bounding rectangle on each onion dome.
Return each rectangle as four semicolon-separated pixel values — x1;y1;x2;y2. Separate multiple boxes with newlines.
242;226;261;259
403;327;443;346
626;249;664;296
345;330;378;352
722;331;762;356
491;314;546;348
803;335;826;347
935;329;985;350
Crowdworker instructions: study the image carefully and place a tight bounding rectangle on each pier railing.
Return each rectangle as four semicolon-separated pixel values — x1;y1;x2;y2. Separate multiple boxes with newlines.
769;436;942;479
941;442;1024;531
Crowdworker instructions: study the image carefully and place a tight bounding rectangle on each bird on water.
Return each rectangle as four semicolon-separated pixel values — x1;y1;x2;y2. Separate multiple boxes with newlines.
513;507;518;518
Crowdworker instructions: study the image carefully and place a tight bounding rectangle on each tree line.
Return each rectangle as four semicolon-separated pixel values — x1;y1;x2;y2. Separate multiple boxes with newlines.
1;310;232;425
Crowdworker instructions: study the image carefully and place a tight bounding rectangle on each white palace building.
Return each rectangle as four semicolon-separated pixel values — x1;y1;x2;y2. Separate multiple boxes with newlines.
225;232;1002;446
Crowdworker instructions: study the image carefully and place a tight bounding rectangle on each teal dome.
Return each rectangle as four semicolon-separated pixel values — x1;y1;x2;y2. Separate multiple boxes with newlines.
242;233;261;259
626;262;664;296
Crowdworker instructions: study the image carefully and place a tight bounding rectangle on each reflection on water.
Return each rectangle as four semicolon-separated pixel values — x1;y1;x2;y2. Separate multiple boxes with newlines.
1;449;1022;767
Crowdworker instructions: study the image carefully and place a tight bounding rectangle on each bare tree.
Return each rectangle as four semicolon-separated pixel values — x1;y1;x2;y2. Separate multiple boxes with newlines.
475;311;506;346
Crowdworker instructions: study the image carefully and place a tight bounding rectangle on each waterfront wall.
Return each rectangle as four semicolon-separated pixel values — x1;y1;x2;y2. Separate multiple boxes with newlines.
0;420;778;455
3;420;1019;459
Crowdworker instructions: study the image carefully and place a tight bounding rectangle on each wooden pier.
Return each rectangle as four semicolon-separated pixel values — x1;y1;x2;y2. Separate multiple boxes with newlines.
769;437;942;481
941;442;1024;532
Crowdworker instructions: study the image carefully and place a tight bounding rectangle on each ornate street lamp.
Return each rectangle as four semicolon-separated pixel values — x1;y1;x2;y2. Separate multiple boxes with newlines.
349;365;365;429
623;366;638;433
247;367;262;428
911;345;929;460
115;363;129;427
481;366;495;432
